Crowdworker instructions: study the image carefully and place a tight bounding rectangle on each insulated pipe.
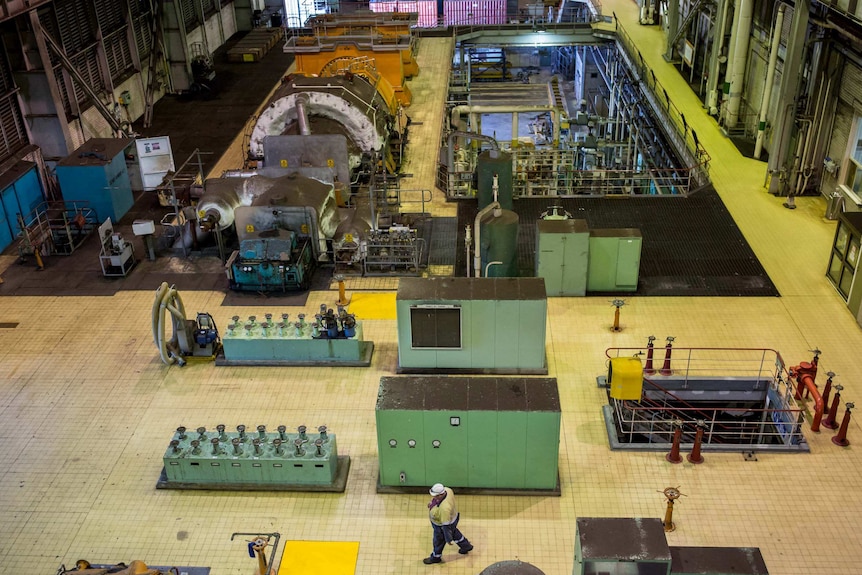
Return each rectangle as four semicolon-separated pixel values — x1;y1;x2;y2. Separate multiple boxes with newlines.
450;104;561;145
447;131;499;172
473;201;501;277
465;225;472;277
295;93;311;136
152;281;188;366
726;0;754;127
706;0;732;114
722;0;744;115
754;4;786;159
793;363;824;432
512;112;519;145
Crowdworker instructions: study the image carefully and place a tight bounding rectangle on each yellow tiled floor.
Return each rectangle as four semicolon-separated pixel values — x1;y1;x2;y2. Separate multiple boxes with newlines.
2;5;862;575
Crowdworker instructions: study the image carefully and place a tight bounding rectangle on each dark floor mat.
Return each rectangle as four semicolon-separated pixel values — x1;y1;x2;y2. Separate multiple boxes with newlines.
456;189;779;297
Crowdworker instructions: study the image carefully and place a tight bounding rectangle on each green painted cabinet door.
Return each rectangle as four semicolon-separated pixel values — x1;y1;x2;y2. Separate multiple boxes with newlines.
424;411;469;487
377;409;426;486
496;411;528;488
467;411;498;487
525;412;560;489
615;237;641;288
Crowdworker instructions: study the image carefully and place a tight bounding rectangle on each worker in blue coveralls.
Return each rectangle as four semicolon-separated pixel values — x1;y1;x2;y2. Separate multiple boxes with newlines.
423;483;474;564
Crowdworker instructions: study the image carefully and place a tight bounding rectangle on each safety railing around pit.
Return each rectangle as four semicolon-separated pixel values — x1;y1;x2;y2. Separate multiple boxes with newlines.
611;18;711;190
604;346;806;448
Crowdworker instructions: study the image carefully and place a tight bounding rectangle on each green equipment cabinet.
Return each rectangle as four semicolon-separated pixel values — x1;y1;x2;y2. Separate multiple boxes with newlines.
376;376;561;492
396;277;547;374
536;218;590;296
587;228;642;292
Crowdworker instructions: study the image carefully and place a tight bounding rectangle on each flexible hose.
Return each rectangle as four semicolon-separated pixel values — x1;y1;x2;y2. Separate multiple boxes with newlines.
153;282;189;365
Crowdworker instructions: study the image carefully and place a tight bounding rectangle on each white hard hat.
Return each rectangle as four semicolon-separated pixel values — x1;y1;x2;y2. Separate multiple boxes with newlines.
429;483;446;496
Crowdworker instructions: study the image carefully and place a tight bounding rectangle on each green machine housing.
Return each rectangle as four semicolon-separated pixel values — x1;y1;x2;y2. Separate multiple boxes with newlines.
376;376;561;491
162;425;338;486
536;218;590;296
396;277;547;374
587;229;642;292
535;220;642;295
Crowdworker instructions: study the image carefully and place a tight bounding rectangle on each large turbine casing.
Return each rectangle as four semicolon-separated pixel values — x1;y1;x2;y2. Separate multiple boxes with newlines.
250;74;401;171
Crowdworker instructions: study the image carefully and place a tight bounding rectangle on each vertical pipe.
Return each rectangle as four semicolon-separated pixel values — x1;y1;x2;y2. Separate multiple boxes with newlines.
706;0;731;114
512;111;519;146
295;94;311;136
754;5;786;158
726;0;753;127
722;0;743;115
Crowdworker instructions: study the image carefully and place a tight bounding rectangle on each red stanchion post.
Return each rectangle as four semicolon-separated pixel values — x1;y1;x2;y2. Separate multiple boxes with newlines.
821;372;835;416
822;384;843;430
659;336;675;376
666;420;683;464
832;402;855;447
687;420;705;464
644;335;656;375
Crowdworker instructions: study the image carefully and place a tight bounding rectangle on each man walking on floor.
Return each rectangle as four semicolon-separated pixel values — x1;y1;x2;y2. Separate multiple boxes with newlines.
424;483;473;564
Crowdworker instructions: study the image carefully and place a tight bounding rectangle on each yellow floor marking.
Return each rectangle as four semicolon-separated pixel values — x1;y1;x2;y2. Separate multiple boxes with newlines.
278;541;360;575
347;292;397;319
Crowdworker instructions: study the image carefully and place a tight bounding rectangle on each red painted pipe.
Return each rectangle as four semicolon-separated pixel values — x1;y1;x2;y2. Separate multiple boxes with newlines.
792;363;824;432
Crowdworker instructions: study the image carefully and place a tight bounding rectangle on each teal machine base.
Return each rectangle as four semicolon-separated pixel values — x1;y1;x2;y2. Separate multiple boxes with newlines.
217;313;373;366
156;455;350;492
376;472;561;497
215;342;373;367
158;424;347;491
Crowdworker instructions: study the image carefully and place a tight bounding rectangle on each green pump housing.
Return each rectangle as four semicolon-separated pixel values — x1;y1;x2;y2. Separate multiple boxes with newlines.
163;424;338;485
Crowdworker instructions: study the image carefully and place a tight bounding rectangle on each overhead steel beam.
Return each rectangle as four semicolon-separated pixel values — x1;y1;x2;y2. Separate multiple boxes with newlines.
456;23;609;46
40;27;127;136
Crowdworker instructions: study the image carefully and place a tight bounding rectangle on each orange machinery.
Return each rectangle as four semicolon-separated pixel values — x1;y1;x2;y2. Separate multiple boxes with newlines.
283;11;419;106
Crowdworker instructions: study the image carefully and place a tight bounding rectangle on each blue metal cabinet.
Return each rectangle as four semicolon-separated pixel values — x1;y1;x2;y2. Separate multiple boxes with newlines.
55;138;134;223
0;162;44;252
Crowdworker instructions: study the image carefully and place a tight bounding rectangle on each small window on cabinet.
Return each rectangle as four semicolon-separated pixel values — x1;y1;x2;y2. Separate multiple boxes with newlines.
840;267;854;296
829;254;843;283
836;223;849;256
849;237;860;269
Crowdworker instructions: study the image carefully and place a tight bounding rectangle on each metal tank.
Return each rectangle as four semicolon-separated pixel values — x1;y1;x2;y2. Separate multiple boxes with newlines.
479;208;519;277
477;150;513;210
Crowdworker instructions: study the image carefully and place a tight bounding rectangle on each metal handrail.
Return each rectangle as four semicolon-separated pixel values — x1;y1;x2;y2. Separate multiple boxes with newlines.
612;18;711;184
613;399;805;445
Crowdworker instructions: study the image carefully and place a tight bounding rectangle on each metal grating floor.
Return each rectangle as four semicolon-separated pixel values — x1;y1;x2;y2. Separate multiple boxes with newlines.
456;188;779;297
428;217;458;267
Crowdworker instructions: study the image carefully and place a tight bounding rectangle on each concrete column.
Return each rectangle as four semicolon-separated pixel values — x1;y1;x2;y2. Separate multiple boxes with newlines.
664;0;680;62
725;0;753;127
768;0;810;194
705;0;730;114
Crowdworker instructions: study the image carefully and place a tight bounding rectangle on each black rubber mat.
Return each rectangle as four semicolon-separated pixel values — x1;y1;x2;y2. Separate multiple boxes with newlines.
456;188;779;297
